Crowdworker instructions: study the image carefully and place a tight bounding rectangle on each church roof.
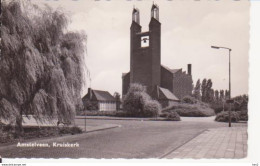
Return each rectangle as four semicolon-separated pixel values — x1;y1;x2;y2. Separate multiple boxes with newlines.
93;90;116;101
83;89;116;102
122;72;130;77
158;87;179;101
171;69;181;74
161;65;181;74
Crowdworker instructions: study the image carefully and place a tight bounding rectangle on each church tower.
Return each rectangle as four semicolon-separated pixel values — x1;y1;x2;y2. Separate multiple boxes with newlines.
130;4;161;93
149;4;161;91
122;4;193;103
130;7;142;84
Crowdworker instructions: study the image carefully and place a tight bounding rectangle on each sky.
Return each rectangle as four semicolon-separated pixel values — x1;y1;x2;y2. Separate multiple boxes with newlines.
35;0;250;98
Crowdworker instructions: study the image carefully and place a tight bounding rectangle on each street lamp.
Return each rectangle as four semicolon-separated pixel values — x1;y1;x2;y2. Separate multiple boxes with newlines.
211;45;232;127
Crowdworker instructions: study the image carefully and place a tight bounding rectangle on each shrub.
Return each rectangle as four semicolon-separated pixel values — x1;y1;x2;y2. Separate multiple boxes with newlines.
70;126;83;134
22;127;59;139
160;109;181;121
123;91;145;116
143;100;161;117
162;101;215;117
237;110;248;121
165;111;181;121
3;123;15;132
59;126;82;135
58;127;70;135
123;83;161;117
232;95;248;111
0;131;15;144
114;111;129;117
215;111;240;122
210;102;229;114
176;108;215;117
211;95;248;114
0;121;5;128
0;125;83;144
160;113;168;118
181;96;197;104
83;100;98;111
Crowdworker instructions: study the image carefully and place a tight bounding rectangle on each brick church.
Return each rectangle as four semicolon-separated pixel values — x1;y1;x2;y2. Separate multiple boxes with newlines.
122;4;193;108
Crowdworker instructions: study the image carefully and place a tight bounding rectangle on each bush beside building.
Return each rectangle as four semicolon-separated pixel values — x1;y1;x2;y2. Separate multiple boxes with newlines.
215;111;240;123
162;96;215;117
123;84;161;117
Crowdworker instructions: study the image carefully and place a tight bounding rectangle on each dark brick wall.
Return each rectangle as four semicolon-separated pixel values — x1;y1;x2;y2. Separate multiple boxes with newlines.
149;18;161;88
172;71;193;100
122;72;130;96
161;66;173;92
132;47;153;87
130;21;142;83
161;66;193;100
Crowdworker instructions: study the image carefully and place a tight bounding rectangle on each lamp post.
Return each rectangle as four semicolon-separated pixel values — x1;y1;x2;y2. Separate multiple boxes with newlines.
211;46;232;127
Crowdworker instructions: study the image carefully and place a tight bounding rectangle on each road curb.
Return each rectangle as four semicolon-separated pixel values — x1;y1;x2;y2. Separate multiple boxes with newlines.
76;116;165;121
80;124;121;133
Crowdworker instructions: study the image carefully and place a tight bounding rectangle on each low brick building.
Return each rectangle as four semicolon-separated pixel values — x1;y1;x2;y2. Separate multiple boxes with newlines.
122;4;193;108
82;88;116;111
151;86;180;108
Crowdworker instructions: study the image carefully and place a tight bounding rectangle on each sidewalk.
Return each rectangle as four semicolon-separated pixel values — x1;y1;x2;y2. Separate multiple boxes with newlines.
163;126;247;159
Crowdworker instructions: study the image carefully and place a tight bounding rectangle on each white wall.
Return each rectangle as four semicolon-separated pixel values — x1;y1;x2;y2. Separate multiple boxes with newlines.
98;101;116;111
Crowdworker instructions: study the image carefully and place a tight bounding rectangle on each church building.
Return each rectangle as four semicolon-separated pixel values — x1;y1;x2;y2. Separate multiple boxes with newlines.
122;4;193;107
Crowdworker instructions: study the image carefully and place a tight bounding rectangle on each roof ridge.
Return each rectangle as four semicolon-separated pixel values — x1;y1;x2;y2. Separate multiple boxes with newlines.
92;89;108;92
158;87;179;101
161;65;181;74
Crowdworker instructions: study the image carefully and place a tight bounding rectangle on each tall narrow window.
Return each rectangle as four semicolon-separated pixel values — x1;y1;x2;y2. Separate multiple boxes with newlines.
151;4;159;21
132;8;140;24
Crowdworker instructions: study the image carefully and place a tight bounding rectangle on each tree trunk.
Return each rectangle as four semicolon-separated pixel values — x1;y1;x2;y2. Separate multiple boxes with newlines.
15;113;24;137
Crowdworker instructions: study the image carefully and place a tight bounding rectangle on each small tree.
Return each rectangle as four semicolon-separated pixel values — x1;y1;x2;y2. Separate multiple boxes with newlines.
123;84;161;117
220;90;225;102
225;90;230;99
205;79;213;103
210;89;215;103
215;90;219;102
193;79;201;100
114;92;121;111
201;79;207;102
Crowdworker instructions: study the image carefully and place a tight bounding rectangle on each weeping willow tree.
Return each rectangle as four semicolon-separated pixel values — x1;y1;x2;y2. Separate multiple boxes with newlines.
0;0;87;134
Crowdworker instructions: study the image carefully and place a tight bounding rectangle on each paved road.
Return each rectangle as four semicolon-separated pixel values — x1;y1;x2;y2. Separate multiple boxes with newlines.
0;117;247;158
